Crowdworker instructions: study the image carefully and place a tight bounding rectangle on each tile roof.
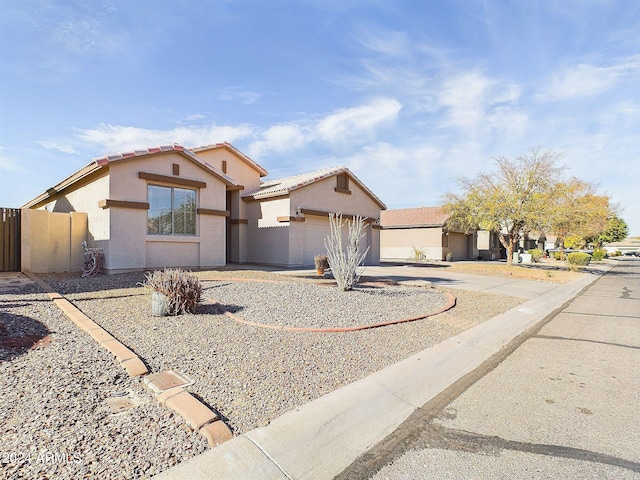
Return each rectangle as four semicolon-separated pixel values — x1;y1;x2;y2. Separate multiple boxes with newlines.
92;144;237;187
22;143;241;208
190;142;268;177
242;166;386;209
380;206;448;227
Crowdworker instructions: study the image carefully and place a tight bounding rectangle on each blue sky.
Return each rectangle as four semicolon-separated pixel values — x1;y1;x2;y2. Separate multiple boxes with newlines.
1;0;639;235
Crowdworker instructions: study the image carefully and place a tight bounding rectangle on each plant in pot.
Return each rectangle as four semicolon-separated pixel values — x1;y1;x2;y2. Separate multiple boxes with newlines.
314;254;330;275
445;252;453;262
140;268;202;316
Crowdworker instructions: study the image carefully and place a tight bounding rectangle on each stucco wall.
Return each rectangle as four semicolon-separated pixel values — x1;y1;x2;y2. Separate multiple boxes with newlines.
380;227;444;261
246;175;383;266
246;198;291;264
21;209;88;273
448;232;476;260
290;176;382;219
195;147;263;217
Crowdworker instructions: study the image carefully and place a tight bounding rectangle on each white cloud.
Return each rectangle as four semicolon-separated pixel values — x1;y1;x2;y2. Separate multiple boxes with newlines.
37;141;78;154
248;124;306;158
354;28;409;57
184;113;207;121
314;98;402;144
438;71;495;129
218;87;263;105
76;123;254;153
0;148;26;173
537;56;639;102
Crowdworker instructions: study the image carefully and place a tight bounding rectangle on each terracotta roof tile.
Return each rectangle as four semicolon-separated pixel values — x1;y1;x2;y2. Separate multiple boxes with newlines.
242;166;386;209
380;206;448;227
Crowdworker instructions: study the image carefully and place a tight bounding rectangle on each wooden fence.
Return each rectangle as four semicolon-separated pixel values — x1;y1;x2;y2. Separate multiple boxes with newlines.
1;208;21;272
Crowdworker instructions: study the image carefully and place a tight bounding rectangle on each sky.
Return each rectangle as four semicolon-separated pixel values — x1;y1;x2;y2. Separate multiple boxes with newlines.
1;0;639;235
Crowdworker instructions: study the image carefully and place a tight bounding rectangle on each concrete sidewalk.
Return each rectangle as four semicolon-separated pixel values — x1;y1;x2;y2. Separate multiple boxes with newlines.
154;265;611;479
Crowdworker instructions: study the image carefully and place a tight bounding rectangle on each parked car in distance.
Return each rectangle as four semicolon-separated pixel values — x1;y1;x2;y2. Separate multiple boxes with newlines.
623;250;639;257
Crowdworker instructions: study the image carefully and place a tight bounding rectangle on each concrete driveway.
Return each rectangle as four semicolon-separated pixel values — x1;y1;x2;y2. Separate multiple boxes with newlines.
341;257;640;479
363;263;559;298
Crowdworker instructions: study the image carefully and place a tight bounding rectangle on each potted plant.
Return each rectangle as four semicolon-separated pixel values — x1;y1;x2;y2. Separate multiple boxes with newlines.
314;254;330;275
139;269;202;316
445;252;453;262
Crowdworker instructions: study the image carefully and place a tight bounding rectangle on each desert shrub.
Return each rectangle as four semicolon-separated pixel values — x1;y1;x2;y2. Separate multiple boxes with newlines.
325;213;369;291
527;249;542;263
411;246;426;262
553;251;562;260
614;250;623;257
314;254;329;270
591;249;606;261
141;269;202;315
567;252;591;266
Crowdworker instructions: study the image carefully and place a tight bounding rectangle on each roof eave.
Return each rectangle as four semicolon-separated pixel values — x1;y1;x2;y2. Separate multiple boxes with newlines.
22;161;103;209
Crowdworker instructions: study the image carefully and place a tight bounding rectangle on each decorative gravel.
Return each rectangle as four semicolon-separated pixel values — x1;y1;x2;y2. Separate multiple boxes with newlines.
3;270;525;478
0;284;207;480
205;280;451;329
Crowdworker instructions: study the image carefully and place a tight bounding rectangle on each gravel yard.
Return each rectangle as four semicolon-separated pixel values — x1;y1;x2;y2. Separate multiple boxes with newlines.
0;284;207;480
2;269;525;478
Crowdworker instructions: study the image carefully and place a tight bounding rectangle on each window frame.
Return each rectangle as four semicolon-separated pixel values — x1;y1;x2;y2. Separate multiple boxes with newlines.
147;184;197;236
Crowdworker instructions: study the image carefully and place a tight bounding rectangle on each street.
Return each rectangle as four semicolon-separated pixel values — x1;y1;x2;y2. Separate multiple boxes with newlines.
338;258;640;479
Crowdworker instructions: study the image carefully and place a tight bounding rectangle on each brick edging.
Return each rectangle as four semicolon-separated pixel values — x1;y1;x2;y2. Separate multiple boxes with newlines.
207;289;457;333
22;272;233;447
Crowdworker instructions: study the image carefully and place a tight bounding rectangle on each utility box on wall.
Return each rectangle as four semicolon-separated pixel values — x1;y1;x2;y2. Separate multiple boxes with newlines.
21;209;88;273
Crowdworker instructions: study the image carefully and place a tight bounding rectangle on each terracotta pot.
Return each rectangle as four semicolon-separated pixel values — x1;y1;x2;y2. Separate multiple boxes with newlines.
316;268;325;275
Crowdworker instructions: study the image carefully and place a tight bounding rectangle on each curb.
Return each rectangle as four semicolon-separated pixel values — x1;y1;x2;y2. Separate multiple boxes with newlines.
23;272;233;447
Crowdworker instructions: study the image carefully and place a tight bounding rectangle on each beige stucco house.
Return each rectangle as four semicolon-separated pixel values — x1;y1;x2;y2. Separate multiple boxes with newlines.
22;144;385;272
242;166;386;266
380;206;481;262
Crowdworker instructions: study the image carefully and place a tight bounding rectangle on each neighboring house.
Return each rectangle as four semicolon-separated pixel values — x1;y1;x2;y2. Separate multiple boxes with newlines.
242;166;386;266
22;144;385;272
380;206;482;261
603;238;640;255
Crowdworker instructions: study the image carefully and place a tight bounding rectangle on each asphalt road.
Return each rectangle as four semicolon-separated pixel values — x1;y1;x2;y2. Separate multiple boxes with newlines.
337;257;640;480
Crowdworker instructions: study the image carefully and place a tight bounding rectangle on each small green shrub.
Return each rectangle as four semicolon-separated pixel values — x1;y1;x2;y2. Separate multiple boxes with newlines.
614;250;623;257
527;249;542;263
567;252;591;266
553;251;562;260
591;249;606;261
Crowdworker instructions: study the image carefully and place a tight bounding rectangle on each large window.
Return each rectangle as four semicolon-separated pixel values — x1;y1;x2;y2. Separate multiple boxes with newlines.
147;185;196;235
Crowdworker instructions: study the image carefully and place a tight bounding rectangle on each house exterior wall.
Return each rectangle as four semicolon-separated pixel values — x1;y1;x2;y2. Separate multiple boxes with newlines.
289;177;382;266
477;230;501;260
380;227;444;261
245;175;382;267
447;231;475;260
290;176;381;220
196;148;263;263
246;197;291;265
105;153;227;271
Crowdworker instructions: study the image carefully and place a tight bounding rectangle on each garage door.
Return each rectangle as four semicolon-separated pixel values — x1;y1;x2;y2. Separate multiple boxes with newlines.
302;215;370;266
303;216;331;265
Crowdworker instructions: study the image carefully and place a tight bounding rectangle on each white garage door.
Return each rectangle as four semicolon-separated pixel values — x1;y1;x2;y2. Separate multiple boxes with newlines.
303;216;331;265
302;215;370;266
